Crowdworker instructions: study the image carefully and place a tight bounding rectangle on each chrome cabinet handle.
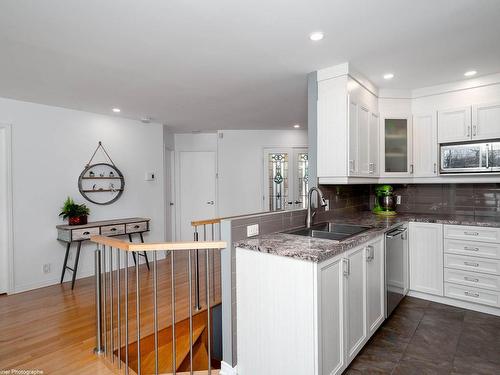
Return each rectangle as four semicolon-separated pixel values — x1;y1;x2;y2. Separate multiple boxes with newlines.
464;291;480;298
464;231;479;236
473;125;477;137
464;276;479;283
467;125;471;137
343;258;350;276
349;160;356;172
463;246;479;251
410;164;414;174
464;261;479;267
433;163;437;174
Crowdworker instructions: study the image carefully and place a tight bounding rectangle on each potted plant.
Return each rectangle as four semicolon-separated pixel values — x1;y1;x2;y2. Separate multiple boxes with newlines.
59;197;90;225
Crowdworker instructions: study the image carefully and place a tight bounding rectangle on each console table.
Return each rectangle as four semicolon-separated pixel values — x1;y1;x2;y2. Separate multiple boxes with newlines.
57;217;151;289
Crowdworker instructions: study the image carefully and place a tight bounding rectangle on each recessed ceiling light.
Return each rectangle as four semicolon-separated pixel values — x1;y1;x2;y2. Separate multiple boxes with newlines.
309;32;324;41
112;108;121;113
293;124;301;128
464;70;477;77
383;73;394;80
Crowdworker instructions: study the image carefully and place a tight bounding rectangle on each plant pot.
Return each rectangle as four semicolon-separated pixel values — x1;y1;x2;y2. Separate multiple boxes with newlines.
69;215;88;226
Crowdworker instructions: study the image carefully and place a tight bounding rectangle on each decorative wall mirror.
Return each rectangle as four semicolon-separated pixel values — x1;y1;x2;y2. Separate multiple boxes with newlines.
78;142;125;205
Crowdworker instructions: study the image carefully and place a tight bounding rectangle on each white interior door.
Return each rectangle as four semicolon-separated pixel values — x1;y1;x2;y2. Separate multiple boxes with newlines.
178;151;217;240
164;148;175;241
0;125;12;294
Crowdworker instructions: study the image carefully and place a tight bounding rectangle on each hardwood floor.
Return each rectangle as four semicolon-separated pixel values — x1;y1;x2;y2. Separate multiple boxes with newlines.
345;296;500;375
0;251;221;375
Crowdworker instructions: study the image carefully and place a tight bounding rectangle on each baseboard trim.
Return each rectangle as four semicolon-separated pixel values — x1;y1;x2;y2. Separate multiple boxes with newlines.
220;361;237;375
408;290;500;317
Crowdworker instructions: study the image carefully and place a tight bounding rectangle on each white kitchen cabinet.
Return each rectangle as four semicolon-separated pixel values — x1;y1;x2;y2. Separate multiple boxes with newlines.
348;100;359;175
380;115;413;177
413;113;438;177
344;246;367;363
409;222;444;296
319;257;345;375
356;104;371;176
369;112;380;176
472;101;500;140
437;106;471;143
366;238;385;335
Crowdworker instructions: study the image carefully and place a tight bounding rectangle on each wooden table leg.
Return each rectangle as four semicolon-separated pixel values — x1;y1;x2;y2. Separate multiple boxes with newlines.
71;241;82;290
60;242;71;283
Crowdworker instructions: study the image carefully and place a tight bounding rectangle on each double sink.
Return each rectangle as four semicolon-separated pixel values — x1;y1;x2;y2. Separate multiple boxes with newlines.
285;222;372;242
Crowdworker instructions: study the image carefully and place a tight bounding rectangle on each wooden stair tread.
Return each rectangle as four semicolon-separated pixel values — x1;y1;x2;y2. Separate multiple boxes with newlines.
141;324;206;373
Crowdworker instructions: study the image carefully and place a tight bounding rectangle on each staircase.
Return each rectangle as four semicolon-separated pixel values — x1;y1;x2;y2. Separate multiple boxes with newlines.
117;306;220;374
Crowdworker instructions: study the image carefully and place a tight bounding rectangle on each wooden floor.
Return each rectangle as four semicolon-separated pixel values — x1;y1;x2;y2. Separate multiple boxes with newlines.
0;251;221;375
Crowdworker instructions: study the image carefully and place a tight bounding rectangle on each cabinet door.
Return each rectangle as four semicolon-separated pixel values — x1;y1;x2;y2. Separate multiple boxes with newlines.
366;238;385;336
348;100;359;176
319;258;345;375
369;113;380;176
381;116;413;176
409;222;444;296
473;102;500;141
357;105;371;176
413;113;438;177
437;106;471;143
344;246;367;363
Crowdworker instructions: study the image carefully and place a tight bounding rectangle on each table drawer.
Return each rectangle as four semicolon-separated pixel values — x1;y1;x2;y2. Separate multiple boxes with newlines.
444;282;500;308
101;224;126;236
126;222;148;233
444;239;500;259
72;227;100;241
444;225;500;243
444;253;500;275
444;268;500;292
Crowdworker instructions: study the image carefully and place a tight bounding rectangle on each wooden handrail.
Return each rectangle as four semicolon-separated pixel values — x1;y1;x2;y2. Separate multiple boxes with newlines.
191;218;222;227
90;235;226;252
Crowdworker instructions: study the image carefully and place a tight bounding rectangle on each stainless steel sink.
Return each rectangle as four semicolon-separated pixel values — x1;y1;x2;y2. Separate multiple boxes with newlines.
285;222;372;242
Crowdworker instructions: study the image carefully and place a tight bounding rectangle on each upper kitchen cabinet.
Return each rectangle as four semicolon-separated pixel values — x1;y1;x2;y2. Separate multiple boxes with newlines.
472;101;500;141
316;63;379;183
438;102;500;143
413;113;438;177
380;116;413;177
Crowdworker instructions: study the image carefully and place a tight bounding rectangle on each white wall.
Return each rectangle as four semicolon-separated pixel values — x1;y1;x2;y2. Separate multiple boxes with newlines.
0;97;165;293
217;129;308;217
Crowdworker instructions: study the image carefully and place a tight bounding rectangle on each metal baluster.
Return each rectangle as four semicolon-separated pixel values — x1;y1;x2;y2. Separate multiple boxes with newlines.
117;250;121;368
203;224;207;307
171;251;176;375
211;224;216;303
125;252;129;375
103;245;107;355
94;245;104;354
188;250;194;375
206;248;212;374
136;253;141;375
153;252;158;375
194;226;201;311
110;247;114;362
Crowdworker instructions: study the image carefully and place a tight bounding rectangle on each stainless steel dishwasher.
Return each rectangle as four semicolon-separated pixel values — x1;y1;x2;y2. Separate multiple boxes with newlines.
385;225;409;317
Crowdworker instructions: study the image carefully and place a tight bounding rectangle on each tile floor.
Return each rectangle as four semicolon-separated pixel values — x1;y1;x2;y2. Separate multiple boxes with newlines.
345;296;500;374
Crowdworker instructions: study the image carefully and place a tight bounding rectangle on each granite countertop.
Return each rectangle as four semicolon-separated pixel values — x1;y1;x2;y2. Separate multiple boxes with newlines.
234;211;500;263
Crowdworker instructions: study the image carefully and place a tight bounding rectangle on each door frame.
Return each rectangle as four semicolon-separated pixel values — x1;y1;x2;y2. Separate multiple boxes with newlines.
164;147;176;241
0;123;14;294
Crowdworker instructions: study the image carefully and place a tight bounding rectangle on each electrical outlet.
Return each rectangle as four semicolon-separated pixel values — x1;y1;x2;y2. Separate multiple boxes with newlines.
396;195;402;205
43;263;51;274
145;171;156;181
246;224;259;237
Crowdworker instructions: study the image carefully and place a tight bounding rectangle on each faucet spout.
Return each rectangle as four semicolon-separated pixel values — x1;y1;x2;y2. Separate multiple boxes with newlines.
306;187;327;228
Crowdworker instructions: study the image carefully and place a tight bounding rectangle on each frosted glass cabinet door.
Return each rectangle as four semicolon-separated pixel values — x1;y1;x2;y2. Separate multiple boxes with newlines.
383;118;412;175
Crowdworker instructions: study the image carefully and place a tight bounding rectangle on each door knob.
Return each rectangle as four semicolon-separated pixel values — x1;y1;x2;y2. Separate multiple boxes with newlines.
206;201;215;205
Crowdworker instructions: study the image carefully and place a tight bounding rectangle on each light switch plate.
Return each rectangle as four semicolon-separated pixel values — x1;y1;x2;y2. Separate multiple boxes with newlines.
247;224;259;237
145;171;156;181
396;195;401;204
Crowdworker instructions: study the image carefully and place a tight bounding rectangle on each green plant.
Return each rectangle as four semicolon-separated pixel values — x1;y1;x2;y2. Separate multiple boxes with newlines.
59;197;90;219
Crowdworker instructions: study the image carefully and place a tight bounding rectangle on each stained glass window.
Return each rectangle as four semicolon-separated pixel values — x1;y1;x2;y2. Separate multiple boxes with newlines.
268;153;289;211
297;153;309;209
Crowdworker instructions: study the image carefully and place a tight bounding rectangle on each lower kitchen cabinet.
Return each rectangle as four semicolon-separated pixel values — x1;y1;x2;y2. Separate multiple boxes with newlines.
409;222;444;296
366;238;385;335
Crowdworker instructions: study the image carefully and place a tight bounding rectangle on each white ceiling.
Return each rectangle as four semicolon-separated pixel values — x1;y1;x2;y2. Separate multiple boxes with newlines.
1;0;499;132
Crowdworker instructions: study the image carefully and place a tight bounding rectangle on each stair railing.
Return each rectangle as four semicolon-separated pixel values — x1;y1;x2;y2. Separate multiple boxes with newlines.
191;218;222;311
92;235;226;375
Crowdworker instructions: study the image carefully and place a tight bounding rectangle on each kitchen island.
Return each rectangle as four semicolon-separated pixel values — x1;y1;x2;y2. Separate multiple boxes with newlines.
234;211;500;375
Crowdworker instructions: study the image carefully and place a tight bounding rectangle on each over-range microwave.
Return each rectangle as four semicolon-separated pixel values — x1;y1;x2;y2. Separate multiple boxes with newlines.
440;141;500;174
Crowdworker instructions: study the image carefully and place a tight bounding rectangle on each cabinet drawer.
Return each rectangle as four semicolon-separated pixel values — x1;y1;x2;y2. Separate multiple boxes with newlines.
72;227;100;241
444;268;500;292
126;222;148;233
444;282;500;308
444;225;500;243
101;224;125;236
444;239;500;259
444;253;500;275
